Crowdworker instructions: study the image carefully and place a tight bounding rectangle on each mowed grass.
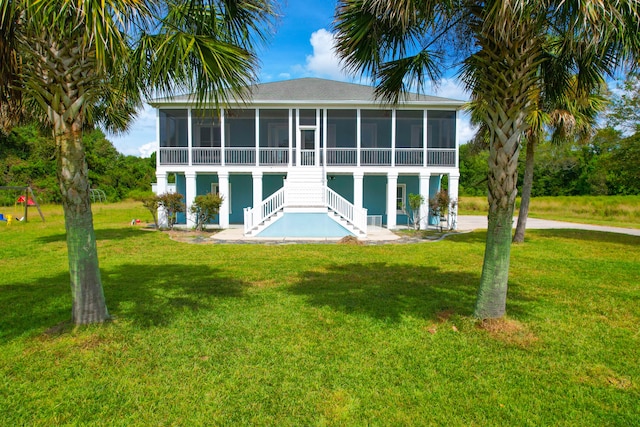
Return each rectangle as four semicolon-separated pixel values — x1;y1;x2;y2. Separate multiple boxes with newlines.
1;202;639;425
459;195;640;229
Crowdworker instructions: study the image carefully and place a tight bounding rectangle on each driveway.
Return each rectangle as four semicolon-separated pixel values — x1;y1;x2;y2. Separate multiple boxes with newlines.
457;215;640;237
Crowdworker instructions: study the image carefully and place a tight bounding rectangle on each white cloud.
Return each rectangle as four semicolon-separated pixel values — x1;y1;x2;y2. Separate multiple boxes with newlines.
138;141;157;158
299;29;349;80
457;112;477;145
278;72;291;79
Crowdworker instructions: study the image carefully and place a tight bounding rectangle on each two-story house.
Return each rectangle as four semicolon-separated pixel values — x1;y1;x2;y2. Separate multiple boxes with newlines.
151;78;463;237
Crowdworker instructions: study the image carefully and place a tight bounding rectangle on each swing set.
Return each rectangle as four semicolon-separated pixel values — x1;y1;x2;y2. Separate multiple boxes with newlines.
0;186;45;223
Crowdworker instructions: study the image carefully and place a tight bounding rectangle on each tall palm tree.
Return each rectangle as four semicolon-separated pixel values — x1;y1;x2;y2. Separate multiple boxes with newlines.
1;0;276;324
513;77;606;243
334;0;640;319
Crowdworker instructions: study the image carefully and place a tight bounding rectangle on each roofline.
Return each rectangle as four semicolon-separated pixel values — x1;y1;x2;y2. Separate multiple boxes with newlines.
148;99;465;109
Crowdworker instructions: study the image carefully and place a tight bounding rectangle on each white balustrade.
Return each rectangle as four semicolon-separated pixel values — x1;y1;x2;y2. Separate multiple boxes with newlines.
300;150;315;166
225;147;256;165
326;148;357;165
159;148;188;165
326;187;367;234
192;148;221;165
427;149;456;166
360;148;392;165
259;148;289;165
244;187;286;234
395;148;423;165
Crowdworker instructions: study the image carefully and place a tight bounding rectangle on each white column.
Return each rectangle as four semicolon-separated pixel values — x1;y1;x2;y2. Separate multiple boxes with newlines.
185;172;197;228
419;172;431;230
391;109;396;167
156;172;168;228
218;171;230;228
187;108;193;166
423;110;428;167
386;172;398;229
356;109;361;167
252;171;263;209
255;109;260;166
220;109;226;166
353;172;364;210
448;173;459;230
288;108;293;167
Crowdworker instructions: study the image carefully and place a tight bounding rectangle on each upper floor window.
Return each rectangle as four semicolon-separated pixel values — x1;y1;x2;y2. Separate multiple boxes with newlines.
259;109;289;148
427;111;456;149
192;110;221;147
159;109;188;147
396;110;423;148
226;109;255;147
327;109;356;148
361;110;391;148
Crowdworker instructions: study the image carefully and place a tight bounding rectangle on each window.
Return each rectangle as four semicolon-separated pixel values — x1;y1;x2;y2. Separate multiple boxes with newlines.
299;109;316;126
159;109;188;147
211;183;231;214
361;110;391;148
396;110;423;148
225;109;255;147
193;110;221;147
427;110;456;148
259;109;289;147
327;109;356;148
396;184;406;213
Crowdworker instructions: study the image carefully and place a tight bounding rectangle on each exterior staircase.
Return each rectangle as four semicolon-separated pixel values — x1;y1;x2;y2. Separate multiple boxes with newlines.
243;168;367;237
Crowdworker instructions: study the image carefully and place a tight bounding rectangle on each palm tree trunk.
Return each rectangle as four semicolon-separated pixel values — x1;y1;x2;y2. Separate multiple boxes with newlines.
513;135;536;243
56;123;109;324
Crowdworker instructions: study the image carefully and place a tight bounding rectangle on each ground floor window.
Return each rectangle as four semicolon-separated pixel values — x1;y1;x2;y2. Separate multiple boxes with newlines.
396;184;406;214
211;183;232;214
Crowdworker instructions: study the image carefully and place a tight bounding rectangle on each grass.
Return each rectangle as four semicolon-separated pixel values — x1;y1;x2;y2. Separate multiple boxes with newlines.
1;201;639;425
459;195;640;229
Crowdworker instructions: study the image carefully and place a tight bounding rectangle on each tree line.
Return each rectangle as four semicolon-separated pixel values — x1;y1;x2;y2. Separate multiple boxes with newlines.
0;124;156;205
460;74;640;199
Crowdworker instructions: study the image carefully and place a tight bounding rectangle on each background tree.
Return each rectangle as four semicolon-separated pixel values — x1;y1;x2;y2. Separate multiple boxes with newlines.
334;0;640;319
0;0;276;324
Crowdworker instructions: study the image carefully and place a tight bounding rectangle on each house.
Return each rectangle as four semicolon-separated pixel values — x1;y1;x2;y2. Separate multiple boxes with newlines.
150;78;463;237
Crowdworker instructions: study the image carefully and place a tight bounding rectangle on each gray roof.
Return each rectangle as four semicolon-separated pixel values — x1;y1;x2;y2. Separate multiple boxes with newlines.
150;78;464;107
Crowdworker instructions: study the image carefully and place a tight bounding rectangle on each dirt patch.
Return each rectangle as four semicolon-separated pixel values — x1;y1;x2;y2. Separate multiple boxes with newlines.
166;229;220;244
337;235;364;245
477;318;539;347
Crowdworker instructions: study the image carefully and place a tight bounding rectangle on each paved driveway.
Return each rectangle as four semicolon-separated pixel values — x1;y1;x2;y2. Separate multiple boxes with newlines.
457;215;640;237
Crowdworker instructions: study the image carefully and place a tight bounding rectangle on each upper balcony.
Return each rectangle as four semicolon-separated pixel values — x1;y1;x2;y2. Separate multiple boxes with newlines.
157;107;458;168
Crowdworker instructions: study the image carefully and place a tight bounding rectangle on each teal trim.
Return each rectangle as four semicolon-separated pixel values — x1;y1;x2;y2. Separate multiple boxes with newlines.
327;175;353;202
263;174;285;199
428;175;443;225
363;175;387;224
257;213;353;237
398;175;419;227
229;174;252;224
175;174;186;224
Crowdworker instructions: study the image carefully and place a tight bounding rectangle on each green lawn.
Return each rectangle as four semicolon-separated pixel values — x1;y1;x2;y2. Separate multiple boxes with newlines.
1;202;639;425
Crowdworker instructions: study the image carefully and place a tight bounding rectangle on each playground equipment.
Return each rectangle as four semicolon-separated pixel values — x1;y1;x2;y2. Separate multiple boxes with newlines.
0;186;45;222
90;188;107;203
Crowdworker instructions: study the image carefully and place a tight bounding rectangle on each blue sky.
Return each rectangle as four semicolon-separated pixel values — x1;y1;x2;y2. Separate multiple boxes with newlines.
107;1;474;157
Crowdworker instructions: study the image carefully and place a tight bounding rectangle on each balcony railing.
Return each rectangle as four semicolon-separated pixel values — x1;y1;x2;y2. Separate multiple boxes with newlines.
259;148;289;165
427;149;456;167
159;147;456;167
193;148;221;165
159;148;188;165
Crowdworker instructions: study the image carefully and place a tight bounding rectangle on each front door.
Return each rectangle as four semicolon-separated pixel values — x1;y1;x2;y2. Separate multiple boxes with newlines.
299;128;317;166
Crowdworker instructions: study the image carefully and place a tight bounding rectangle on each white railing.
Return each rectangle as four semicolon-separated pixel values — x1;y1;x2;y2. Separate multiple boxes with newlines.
395;148;423;166
427;148;456;166
192;148;221;165
300;150;315;166
326;148;357;165
226;147;256;165
361;148;392;165
159;148;188;165
243;187;286;234
326;187;367;234
259;148;289;165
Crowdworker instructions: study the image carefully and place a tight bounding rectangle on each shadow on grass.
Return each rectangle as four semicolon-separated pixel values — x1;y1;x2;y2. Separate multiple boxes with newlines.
289;262;491;323
528;229;640;246
0;263;247;341
36;227;151;244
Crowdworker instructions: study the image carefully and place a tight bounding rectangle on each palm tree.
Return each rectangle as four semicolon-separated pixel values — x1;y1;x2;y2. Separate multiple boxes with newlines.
334;0;639;319
513;77;606;243
1;0;275;324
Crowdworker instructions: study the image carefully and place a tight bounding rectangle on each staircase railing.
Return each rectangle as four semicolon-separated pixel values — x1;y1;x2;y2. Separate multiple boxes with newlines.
325;187;367;234
243;187;286;234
